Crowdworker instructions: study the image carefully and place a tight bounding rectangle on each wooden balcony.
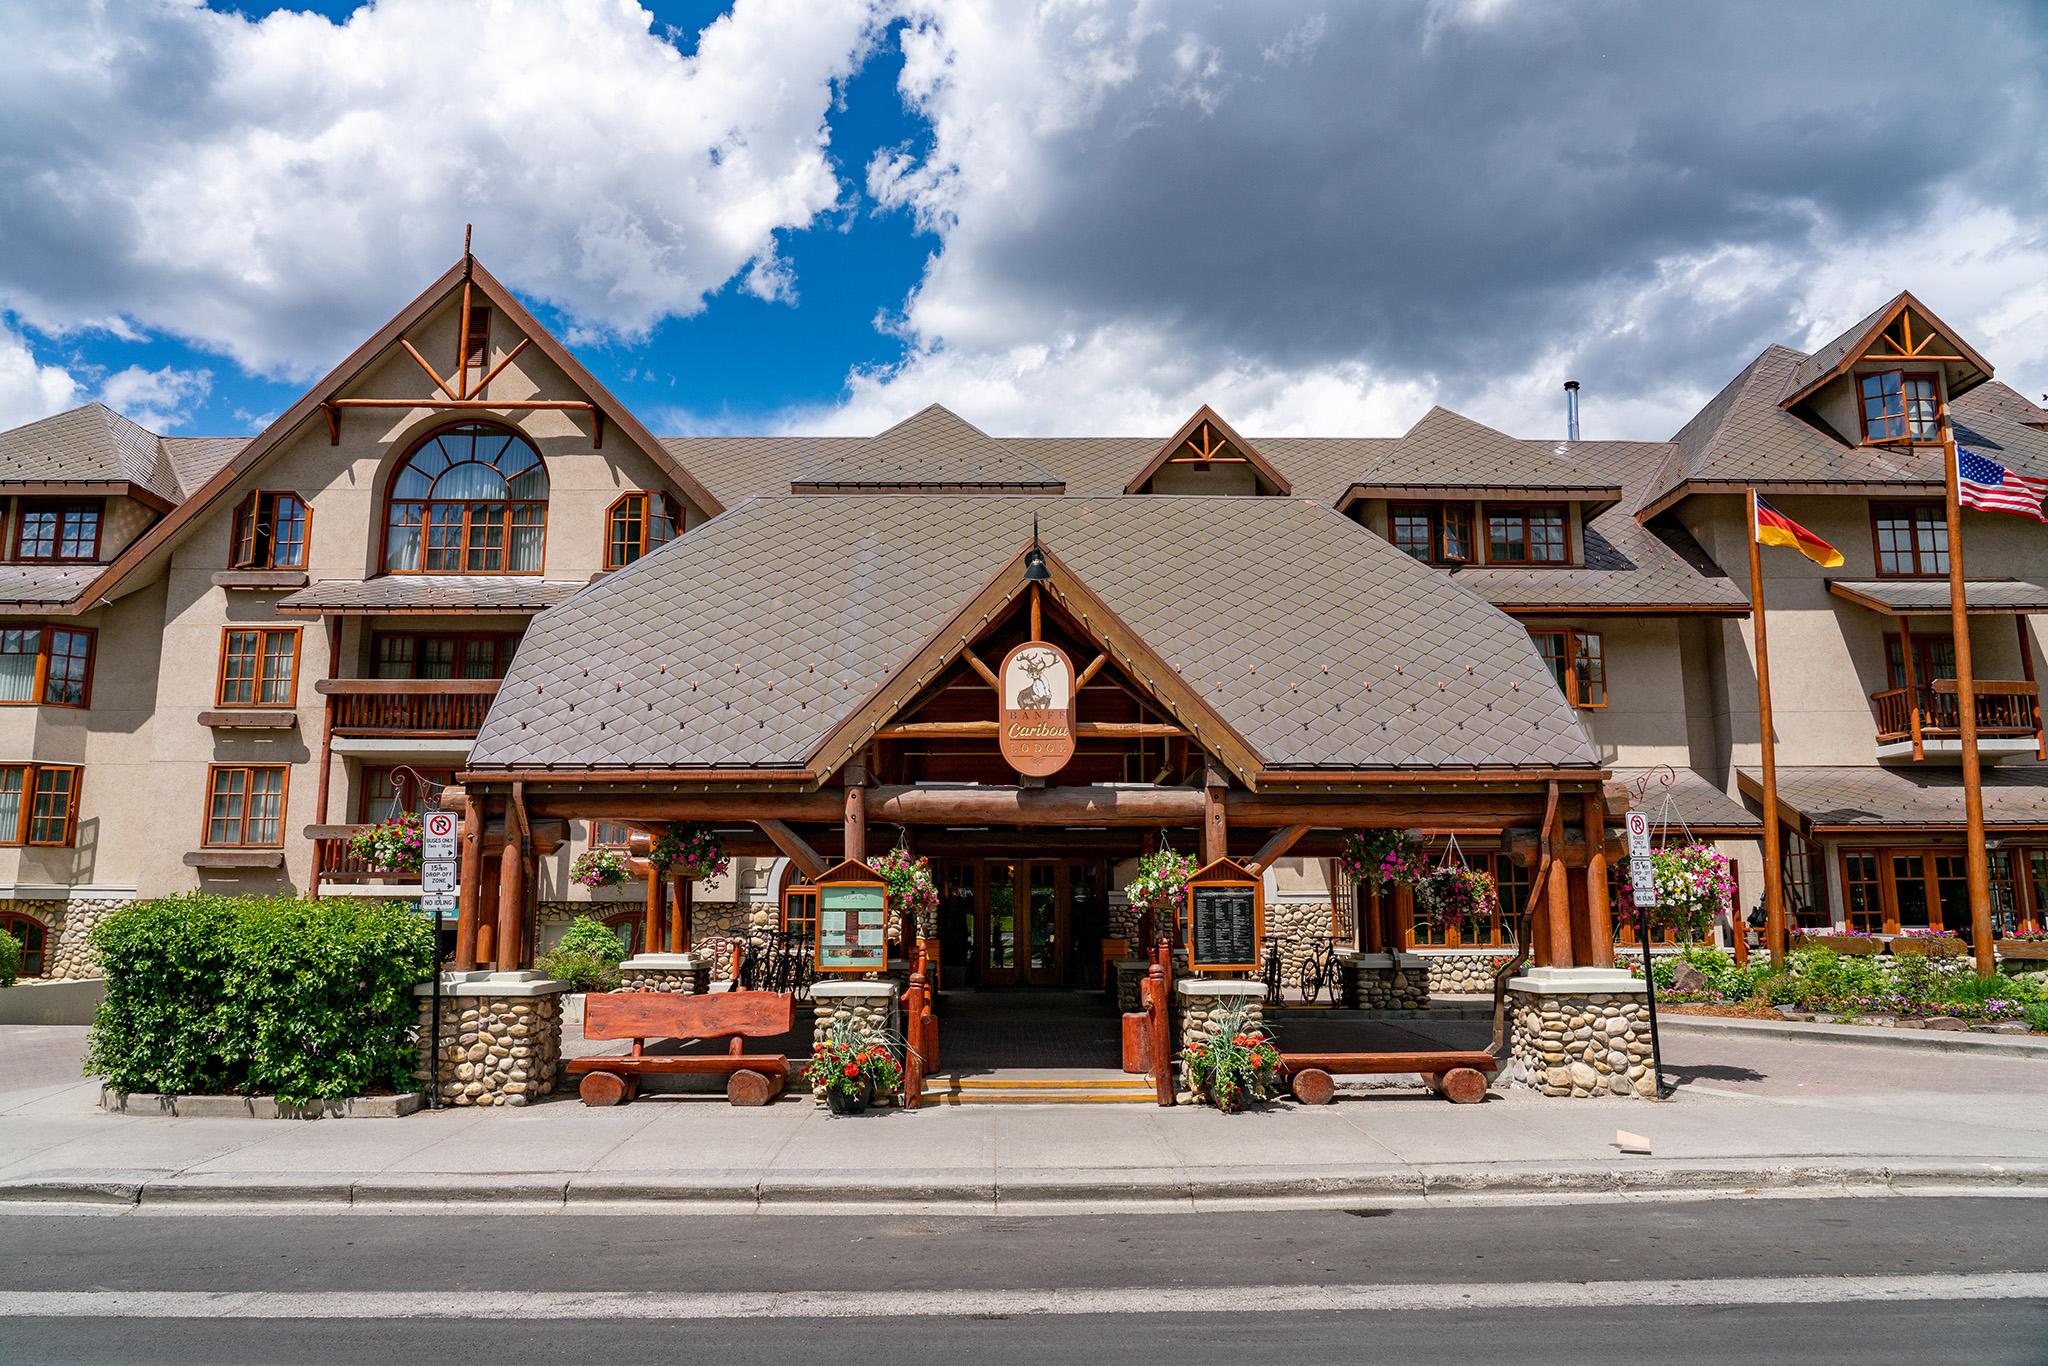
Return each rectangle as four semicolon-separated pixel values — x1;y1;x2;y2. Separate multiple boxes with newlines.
1871;678;2043;759
316;678;499;737
308;824;406;888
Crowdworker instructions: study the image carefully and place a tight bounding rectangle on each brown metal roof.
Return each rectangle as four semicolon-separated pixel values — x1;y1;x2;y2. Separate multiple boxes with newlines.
0;566;101;610
1341;406;1620;504
1608;767;1761;833
0;403;183;503
792;405;1063;491
1780;290;1994;409
1738;765;2048;832
276;577;588;615
468;494;1599;775
1828;579;2048;616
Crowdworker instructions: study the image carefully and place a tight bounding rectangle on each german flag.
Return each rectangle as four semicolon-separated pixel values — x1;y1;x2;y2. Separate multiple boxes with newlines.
1754;494;1843;567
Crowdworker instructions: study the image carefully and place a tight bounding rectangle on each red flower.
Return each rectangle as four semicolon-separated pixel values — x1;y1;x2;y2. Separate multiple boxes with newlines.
842;1063;860;1078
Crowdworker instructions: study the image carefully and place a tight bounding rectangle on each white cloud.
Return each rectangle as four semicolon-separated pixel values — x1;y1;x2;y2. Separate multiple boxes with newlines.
0;0;884;379
98;363;213;431
0;320;80;432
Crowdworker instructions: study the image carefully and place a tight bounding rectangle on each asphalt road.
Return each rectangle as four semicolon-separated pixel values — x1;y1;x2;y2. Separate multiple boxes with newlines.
2;1197;2045;1364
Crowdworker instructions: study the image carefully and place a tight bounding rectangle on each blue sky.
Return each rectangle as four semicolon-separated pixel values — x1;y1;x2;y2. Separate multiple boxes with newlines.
1;1;2044;444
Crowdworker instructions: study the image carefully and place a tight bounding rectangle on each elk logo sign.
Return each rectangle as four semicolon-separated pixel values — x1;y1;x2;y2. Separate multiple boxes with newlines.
998;641;1077;777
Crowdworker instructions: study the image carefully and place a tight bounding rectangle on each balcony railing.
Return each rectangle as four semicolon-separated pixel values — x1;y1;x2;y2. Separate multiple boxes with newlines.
307;824;407;887
316;678;499;736
1871;678;2042;751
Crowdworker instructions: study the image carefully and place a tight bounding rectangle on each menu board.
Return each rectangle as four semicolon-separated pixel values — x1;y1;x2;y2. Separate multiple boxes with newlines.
816;881;889;973
1188;881;1260;972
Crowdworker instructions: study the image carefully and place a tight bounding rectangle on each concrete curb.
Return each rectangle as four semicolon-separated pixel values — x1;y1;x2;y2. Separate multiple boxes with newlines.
5;1159;2046;1213
1655;1014;2048;1058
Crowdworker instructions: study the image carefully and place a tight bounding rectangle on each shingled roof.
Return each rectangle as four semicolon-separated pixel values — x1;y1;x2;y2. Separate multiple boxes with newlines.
467;495;1598;777
791;405;1064;492
0;403;184;503
1339;406;1621;506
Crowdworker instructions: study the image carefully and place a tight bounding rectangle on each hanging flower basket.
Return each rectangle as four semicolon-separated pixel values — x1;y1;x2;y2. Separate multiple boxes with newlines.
1615;843;1733;941
873;847;939;924
1414;863;1497;932
648;823;727;881
347;811;422;876
1338;831;1427;891
570;847;629;890
1123;848;1200;926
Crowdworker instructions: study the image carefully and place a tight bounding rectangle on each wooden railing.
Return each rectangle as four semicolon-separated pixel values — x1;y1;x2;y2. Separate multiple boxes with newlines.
308;824;387;886
1870;679;2041;749
317;678;500;736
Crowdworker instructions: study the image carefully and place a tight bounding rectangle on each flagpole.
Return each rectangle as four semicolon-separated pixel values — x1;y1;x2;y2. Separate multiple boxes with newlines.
1747;487;1788;965
1941;415;1995;975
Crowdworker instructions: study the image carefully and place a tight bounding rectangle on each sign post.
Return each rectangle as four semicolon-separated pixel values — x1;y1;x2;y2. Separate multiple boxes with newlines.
1624;809;1667;1099
420;809;460;1111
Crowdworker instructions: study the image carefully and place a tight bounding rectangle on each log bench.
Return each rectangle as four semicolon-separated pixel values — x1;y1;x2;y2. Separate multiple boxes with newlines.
565;990;796;1107
1279;1050;1499;1105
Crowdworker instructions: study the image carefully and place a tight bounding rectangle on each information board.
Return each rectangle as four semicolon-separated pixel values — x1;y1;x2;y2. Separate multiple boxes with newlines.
1625;810;1658;907
1185;858;1263;972
816;880;889;973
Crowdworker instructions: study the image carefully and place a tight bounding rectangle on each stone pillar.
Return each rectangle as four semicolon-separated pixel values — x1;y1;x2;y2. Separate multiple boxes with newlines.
1349;951;1431;1010
617;951;710;994
415;970;571;1107
809;979;900;1104
1506;966;1654;1099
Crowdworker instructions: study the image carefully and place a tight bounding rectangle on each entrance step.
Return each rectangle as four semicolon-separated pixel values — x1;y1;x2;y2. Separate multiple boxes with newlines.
926;1071;1156;1105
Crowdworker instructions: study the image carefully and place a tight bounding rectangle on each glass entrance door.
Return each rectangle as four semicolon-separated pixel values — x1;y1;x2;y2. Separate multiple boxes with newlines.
974;860;1070;986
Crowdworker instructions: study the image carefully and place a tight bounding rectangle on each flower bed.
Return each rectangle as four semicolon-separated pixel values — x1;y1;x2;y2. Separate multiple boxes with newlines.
1631;944;2048;1034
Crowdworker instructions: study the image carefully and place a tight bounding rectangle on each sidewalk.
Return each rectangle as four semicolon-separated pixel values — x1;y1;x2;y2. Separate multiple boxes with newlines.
3;1020;2044;1213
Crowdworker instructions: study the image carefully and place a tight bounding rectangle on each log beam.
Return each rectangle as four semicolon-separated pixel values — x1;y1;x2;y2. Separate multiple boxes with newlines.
757;819;826;880
1245;823;1311;875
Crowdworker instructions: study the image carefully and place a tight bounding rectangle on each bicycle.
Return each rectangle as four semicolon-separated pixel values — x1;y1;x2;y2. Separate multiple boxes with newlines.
1296;934;1339;1006
1261;933;1285;1006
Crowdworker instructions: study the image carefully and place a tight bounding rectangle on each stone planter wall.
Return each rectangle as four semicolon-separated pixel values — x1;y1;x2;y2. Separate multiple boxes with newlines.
617;953;710;994
415;971;569;1107
3;896;131;981
1350;953;1430;1009
1507;968;1654;1099
808;980;899;1105
1174;979;1266;1103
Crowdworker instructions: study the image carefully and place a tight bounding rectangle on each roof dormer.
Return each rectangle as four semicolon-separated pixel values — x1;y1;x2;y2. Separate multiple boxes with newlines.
1125;406;1290;495
1780;291;1994;448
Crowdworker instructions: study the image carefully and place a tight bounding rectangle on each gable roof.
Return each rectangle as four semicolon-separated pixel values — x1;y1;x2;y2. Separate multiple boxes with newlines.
1336;405;1621;510
1780;290;1994;410
790;405;1063;492
466;494;1598;779
1124;406;1291;495
68;252;723;613
0;403;183;504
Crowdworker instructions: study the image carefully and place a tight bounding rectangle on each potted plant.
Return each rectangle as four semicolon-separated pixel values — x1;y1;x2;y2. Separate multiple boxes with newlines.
347;811;422;877
1414;862;1496;934
1997;928;2048;961
1615;843;1734;943
1180;999;1280;1112
1338;830;1426;892
648;823;728;881
1891;928;1968;958
803;1016;903;1114
570;846;629;890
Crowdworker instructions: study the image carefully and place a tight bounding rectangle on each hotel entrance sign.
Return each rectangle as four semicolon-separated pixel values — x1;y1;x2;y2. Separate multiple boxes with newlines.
813;859;891;974
1186;857;1263;973
1626;810;1658;906
998;640;1077;778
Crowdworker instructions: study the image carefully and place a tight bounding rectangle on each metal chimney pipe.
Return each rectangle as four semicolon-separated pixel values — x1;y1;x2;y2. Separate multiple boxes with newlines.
1564;380;1581;442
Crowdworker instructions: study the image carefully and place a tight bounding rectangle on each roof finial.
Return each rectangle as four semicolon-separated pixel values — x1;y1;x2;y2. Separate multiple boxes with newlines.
464;223;473;261
1023;514;1050;581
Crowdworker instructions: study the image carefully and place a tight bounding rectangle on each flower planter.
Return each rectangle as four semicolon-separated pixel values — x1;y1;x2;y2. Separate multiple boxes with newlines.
1995;941;2048;961
824;1087;870;1115
1890;935;1967;958
1804;935;1882;956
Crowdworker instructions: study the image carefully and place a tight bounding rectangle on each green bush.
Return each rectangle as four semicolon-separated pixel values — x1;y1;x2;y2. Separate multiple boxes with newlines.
537;915;626;992
1762;945;1889;1007
1940;971;2047;1007
0;927;19;988
2025;1002;2048;1033
84;894;435;1105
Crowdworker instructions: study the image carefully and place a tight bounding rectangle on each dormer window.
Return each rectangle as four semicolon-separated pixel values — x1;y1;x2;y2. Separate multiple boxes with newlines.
12;499;101;563
1485;505;1568;564
604;492;680;569
1859;371;1940;445
229;491;309;569
1390;503;1471;565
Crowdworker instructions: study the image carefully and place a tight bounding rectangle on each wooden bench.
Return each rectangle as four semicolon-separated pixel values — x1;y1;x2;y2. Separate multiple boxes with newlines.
1278;1050;1499;1105
565;990;796;1107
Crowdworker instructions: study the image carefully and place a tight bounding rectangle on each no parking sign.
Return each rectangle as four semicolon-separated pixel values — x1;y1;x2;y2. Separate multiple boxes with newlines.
1625;810;1657;906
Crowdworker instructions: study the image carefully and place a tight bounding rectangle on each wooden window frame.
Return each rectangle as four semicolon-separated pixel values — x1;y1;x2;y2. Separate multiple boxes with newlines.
1529;627;1606;709
1870;501;1949;578
0;624;96;709
0;763;82;847
215;626;303;708
1858;369;1941;446
11;499;102;564
1831;844;2026;939
1482;503;1570;566
229;490;310;570
202;763;290;849
378;421;548;577
1387;501;1473;566
369;630;521;680
1;910;46;976
356;766;455;823
1402;849;1529;948
603;491;682;571
590;820;634;849
464;305;492;371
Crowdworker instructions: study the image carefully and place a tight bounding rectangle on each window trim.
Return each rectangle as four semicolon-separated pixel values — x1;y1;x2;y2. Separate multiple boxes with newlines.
1529;627;1607;709
0;624;96;709
11;498;102;564
590;820;634;849
603;491;682;571
1857;368;1941;446
377;421;548;577
1869;500;1949;578
1482;503;1571;566
1387;501;1473;566
0;764;82;847
0;911;46;976
463;305;492;372
1835;844;2011;939
369;630;521;680
202;763;290;849
215;626;303;709
228;490;311;570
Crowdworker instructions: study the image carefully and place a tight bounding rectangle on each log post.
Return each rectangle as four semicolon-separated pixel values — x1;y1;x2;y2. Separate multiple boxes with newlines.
844;755;867;864
495;802;525;971
454;795;482;971
1583;792;1613;969
644;859;665;957
1363;884;1384;954
1202;762;1228;866
1545;794;1574;967
671;873;692;954
476;875;497;966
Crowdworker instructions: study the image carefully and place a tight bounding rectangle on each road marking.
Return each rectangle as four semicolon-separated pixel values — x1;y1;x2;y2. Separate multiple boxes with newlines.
2;1272;2043;1320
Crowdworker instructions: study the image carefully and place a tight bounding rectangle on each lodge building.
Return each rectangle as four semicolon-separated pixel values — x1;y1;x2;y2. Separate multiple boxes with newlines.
1;252;2044;1089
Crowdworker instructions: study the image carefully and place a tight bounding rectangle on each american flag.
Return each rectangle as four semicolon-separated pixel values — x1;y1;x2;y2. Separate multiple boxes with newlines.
1958;448;2048;522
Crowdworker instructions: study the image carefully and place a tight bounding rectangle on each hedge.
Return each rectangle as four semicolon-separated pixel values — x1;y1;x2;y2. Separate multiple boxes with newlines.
84;894;435;1105
0;926;19;988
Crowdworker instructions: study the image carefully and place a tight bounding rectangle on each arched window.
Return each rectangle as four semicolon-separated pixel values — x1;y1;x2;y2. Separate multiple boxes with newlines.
382;423;548;574
2;912;46;977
